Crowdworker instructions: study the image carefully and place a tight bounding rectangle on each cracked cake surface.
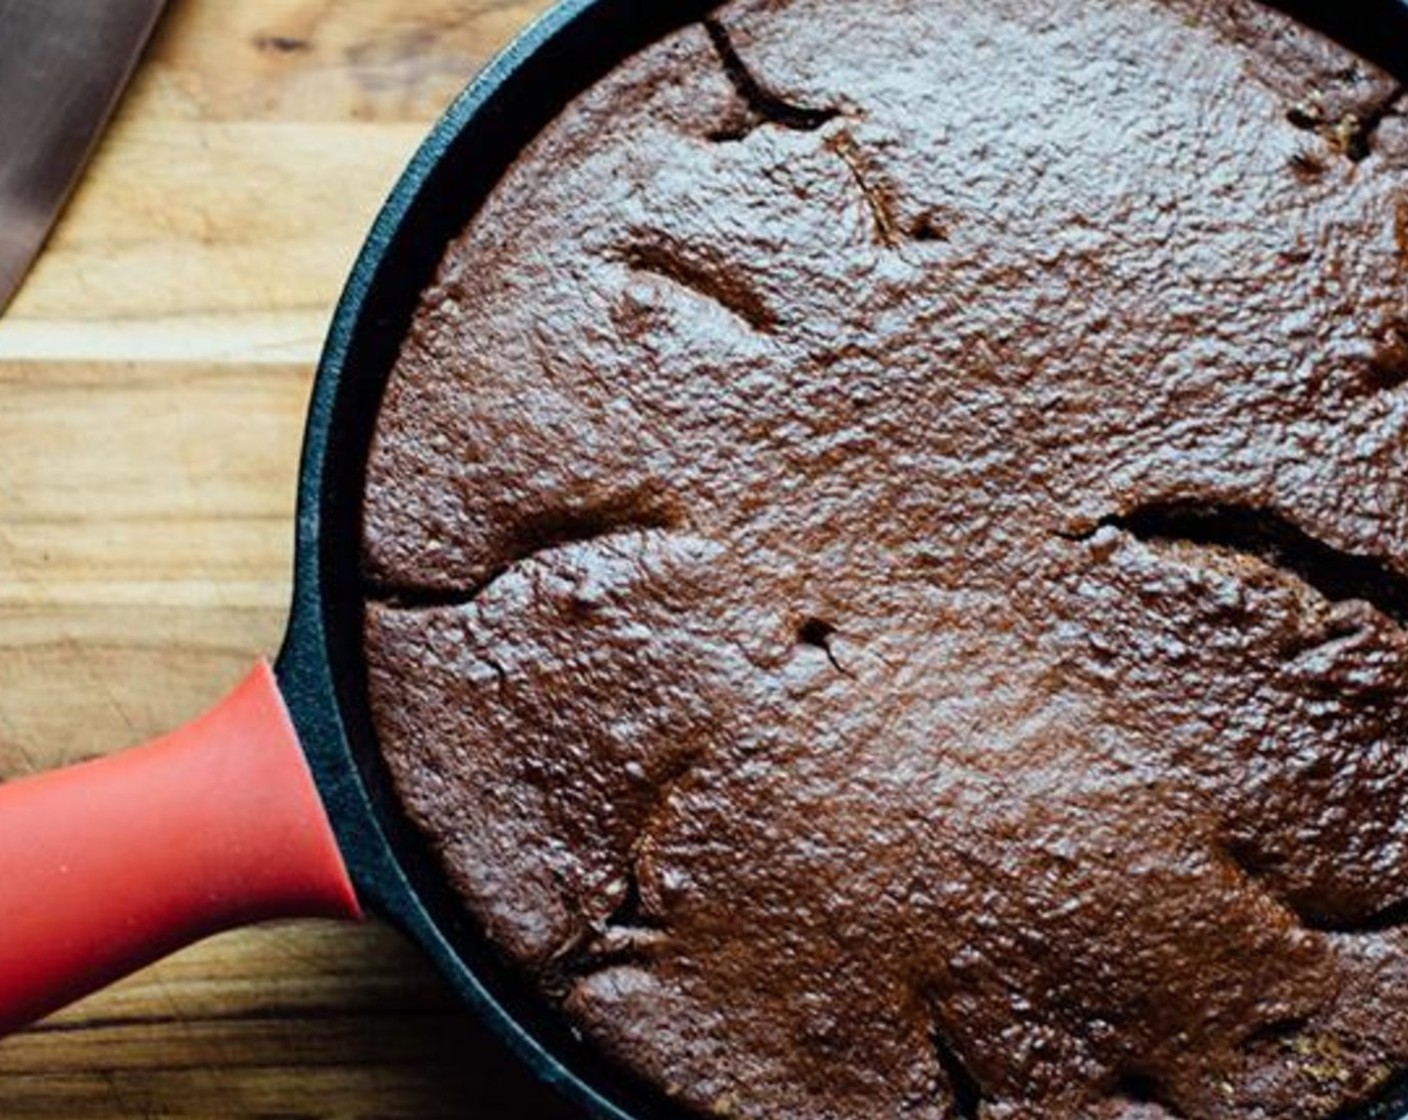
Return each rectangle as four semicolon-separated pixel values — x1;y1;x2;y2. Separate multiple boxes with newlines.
361;1;1408;1117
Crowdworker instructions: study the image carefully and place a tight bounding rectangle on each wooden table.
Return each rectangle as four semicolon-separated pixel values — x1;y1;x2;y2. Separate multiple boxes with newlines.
0;2;583;1115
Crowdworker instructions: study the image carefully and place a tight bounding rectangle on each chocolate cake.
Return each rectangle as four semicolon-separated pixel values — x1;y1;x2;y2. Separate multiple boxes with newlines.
361;1;1408;1116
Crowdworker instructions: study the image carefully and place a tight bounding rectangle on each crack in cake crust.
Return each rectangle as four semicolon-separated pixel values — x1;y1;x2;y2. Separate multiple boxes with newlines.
702;16;839;142
1068;501;1408;631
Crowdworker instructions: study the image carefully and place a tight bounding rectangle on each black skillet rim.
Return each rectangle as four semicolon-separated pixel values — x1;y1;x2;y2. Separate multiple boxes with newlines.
274;1;1408;1118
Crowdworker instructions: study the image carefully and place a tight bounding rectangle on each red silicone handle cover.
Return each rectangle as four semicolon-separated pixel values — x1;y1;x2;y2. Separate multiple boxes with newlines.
0;661;361;1034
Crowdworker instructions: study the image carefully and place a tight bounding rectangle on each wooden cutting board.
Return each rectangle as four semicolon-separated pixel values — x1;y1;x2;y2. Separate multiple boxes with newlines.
0;1;584;1116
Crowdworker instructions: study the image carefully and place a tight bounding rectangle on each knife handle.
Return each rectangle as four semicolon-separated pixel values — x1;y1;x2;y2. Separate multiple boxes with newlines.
0;662;362;1034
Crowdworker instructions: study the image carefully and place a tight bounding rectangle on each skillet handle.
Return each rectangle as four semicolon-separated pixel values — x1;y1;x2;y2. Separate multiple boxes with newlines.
0;661;362;1035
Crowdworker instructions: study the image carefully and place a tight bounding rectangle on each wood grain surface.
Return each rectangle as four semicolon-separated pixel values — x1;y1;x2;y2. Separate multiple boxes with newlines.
0;1;585;1116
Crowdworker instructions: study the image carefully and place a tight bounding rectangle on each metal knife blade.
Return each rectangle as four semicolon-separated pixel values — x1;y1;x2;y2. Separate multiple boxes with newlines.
0;0;167;315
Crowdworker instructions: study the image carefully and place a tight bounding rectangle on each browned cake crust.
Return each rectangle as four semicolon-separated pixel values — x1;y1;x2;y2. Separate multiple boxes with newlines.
361;2;1408;1116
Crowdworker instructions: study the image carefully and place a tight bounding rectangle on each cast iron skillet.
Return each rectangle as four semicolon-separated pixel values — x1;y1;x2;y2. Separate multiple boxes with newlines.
1;2;1407;1118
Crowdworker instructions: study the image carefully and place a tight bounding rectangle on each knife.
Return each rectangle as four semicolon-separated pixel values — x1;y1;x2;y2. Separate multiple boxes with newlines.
0;0;168;315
